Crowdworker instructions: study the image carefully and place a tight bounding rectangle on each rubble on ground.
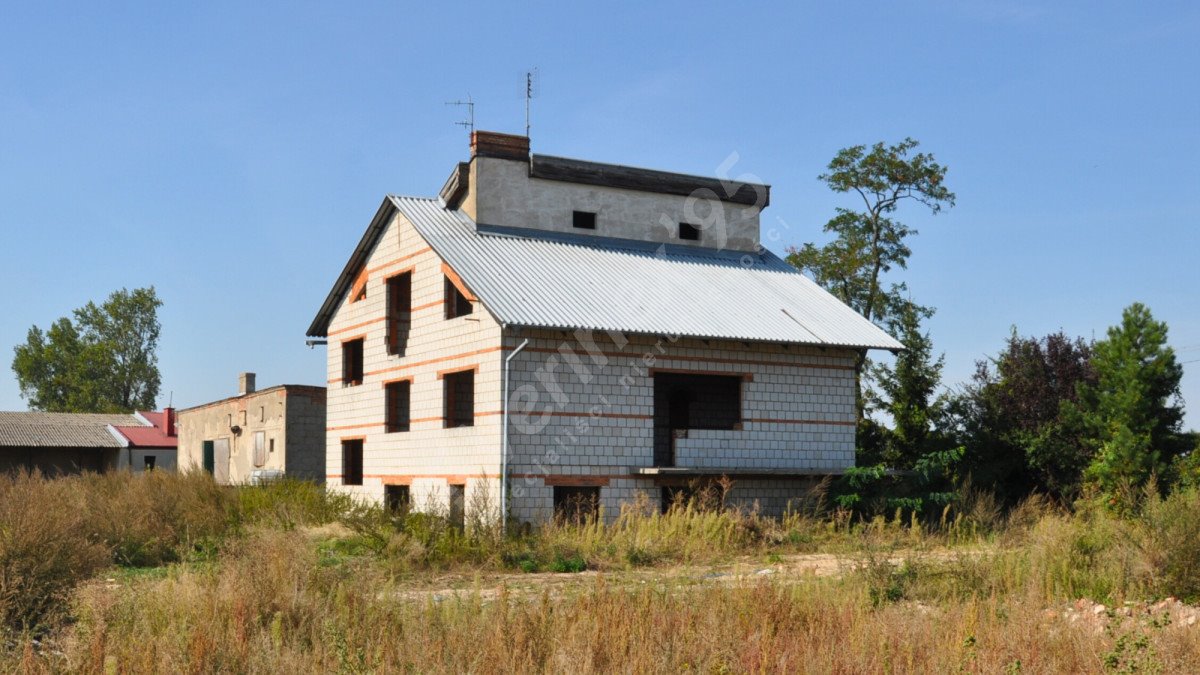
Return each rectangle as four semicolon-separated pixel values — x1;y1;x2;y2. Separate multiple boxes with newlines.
1053;597;1199;633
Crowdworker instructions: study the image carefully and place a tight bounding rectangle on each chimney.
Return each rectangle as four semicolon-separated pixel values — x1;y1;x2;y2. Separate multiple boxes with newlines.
239;372;256;396
162;407;175;437
470;131;529;161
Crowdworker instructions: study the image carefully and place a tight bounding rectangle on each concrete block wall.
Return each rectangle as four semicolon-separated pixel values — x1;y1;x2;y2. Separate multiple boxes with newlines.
283;388;326;481
503;329;857;521
463;156;763;252
177;388;289;483
324;211;504;512
178;385;326;484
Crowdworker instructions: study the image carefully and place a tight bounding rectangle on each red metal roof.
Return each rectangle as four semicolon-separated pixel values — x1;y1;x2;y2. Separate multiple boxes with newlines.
110;409;177;448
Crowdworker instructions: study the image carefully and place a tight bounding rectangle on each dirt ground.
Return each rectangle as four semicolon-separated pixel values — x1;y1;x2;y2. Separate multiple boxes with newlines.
386;548;968;603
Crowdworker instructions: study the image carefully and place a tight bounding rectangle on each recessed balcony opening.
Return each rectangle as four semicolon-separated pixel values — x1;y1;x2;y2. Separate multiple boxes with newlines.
652;372;742;467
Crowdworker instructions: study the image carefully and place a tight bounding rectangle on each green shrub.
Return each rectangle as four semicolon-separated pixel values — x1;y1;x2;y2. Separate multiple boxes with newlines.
237;478;355;529
548;553;587;573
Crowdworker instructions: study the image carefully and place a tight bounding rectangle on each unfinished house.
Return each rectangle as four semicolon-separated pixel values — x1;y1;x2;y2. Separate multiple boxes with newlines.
308;131;901;523
176;373;326;484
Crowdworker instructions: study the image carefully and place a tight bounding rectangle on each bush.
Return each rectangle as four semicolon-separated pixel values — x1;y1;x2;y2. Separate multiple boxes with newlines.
0;471;109;633
82;470;236;566
1140;487;1200;601
238;478;356;529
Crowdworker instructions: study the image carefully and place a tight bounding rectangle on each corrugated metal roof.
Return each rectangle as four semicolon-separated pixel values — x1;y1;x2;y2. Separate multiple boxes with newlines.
0;412;139;448
392;196;902;350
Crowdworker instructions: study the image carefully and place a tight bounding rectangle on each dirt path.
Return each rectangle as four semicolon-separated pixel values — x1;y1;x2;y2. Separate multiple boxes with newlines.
386;547;981;603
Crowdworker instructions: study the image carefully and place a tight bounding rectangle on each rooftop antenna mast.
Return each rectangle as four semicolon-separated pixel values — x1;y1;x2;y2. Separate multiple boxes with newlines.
445;94;475;133
525;68;539;137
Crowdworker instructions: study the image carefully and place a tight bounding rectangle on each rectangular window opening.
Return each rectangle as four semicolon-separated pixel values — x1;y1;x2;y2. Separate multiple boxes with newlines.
385;380;411;433
386;272;412;356
341;439;364;486
144;455;156;471
652;372;743;467
342;338;364;386
443;370;475;428
554;486;601;522
572;210;597;230
350;267;368;303
678;222;701;241
448;484;465;530
444;276;473;319
384;485;410;514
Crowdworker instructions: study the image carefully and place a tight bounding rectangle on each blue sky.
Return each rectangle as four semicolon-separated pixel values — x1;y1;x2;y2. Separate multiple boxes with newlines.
1;1;1197;428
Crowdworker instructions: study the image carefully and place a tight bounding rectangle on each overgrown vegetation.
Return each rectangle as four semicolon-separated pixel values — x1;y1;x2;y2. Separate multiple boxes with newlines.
2;471;1200;671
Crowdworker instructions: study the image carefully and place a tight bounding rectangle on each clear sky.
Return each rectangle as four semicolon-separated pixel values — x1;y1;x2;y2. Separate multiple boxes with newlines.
1;1;1197;428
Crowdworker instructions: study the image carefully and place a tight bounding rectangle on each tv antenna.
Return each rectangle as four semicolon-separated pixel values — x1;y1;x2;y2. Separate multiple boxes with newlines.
445;94;475;133
525;68;539;137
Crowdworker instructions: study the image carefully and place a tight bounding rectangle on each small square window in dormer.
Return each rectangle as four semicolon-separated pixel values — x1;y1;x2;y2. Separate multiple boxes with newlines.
679;223;701;241
572;210;597;230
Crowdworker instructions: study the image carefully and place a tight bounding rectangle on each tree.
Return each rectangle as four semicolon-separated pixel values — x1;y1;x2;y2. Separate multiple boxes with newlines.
787;138;955;418
12;287;162;413
1079;303;1185;507
864;303;946;468
836;306;964;518
948;330;1096;504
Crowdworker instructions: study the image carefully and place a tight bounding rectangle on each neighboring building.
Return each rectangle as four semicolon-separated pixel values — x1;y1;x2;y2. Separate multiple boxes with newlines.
176;373;326;484
0;410;177;475
308;131;902;523
107;409;178;472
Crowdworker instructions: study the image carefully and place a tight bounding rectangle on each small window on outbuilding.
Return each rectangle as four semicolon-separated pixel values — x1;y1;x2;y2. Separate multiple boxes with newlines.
679;222;701;241
554;486;600;522
341;439;363;486
572;210;597;230
443;369;475;428
444;276;473;319
144;456;156;471
342;338;364;386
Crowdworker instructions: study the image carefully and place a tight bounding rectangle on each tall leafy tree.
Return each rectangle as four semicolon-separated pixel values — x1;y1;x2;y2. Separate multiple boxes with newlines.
12;287;162;413
788;138;955;417
1078;303;1185;506
948;330;1096;504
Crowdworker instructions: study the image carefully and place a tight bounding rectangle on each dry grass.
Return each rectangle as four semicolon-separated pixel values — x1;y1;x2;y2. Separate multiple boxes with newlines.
0;473;109;633
2;472;1200;671
21;532;1200;673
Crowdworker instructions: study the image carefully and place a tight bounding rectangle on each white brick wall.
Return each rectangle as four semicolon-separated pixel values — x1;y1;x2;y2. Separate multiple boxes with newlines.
324;212;504;510
324;217;860;522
